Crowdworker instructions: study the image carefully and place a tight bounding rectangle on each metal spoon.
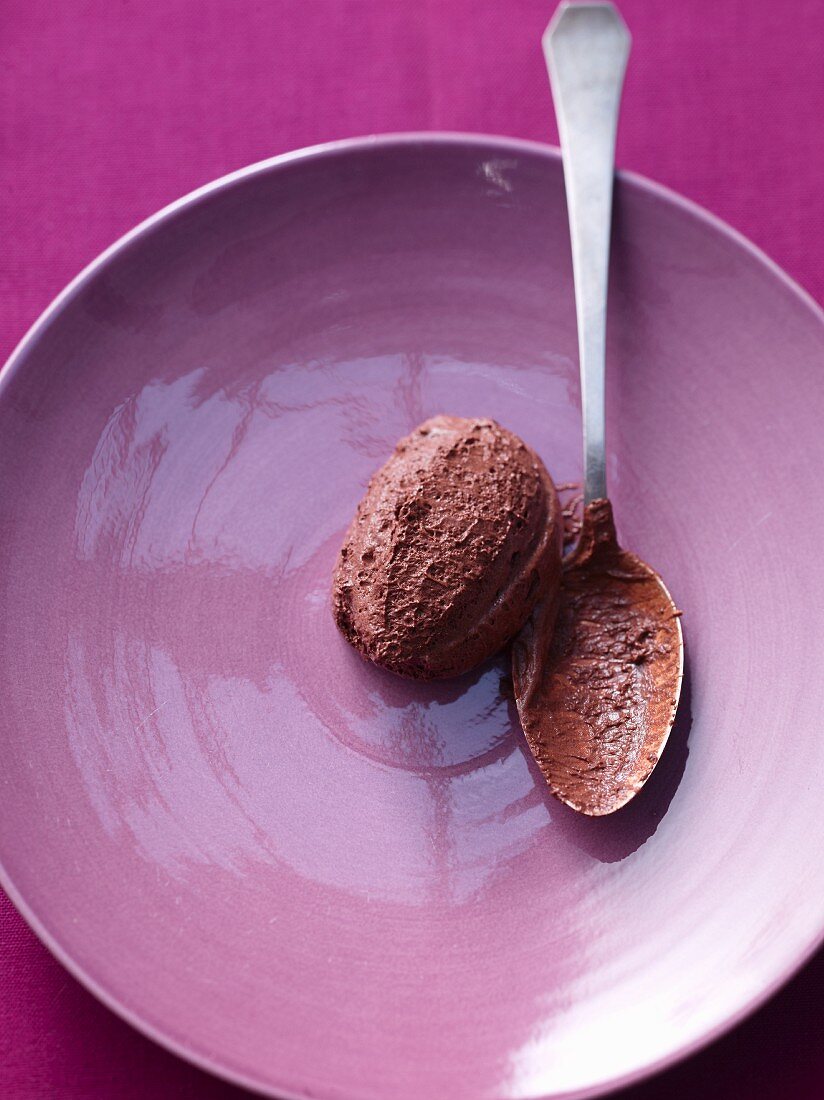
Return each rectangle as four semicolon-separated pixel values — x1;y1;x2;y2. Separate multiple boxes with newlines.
512;1;684;816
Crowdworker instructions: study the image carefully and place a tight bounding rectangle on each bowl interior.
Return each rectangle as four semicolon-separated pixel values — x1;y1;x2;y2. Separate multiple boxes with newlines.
1;137;823;1100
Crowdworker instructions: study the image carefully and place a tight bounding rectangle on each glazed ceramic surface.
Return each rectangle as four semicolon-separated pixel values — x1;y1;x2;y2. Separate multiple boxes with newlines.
1;136;822;1100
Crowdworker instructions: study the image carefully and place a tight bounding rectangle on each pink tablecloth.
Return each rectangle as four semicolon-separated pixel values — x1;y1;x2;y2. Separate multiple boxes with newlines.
1;1;822;1096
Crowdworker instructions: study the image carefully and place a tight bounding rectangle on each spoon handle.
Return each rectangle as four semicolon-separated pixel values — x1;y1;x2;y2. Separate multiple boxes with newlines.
544;2;630;503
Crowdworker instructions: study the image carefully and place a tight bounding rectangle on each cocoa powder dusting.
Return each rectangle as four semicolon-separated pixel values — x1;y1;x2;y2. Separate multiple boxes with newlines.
333;416;563;680
512;499;682;816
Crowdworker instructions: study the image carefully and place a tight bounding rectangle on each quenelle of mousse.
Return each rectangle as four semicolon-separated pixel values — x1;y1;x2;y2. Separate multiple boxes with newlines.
332;416;563;680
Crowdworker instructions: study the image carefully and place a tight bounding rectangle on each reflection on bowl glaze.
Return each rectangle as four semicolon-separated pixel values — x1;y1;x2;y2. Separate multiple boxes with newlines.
64;358;596;912
64;352;689;914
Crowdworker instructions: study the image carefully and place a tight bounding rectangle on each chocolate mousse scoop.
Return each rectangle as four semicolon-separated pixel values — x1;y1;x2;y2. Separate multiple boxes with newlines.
332;416;563;680
512;499;682;816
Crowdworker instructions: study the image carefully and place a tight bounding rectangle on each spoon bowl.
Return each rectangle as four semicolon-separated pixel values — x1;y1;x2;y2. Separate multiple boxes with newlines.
514;499;683;816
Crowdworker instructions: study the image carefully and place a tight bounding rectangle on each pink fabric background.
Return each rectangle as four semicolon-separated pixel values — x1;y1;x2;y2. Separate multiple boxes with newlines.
1;1;822;1096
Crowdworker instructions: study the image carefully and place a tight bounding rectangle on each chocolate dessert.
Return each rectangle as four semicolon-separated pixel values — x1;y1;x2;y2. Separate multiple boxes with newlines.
512;499;683;815
332;416;563;680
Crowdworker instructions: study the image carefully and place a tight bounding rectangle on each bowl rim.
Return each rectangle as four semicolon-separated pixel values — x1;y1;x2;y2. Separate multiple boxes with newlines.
1;130;822;1100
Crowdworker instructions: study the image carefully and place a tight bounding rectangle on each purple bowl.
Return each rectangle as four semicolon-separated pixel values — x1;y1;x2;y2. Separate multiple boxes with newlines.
1;134;823;1099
